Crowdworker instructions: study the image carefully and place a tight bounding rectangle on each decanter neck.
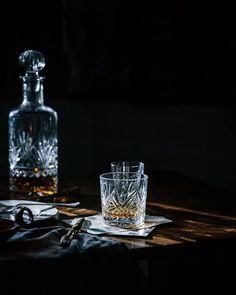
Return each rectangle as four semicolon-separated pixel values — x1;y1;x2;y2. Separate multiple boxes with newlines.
22;75;44;105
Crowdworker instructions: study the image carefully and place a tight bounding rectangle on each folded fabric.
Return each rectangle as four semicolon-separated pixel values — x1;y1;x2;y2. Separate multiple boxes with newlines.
0;225;148;295
64;214;172;237
0;200;58;222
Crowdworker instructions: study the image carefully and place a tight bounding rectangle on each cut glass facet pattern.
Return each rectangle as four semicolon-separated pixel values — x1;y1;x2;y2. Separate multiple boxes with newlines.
100;173;148;228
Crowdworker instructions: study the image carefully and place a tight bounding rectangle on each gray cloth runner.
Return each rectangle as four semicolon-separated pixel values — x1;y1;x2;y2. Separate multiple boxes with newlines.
0;225;148;295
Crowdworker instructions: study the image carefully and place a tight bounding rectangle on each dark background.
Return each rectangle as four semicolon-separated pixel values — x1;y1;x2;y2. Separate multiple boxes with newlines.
0;1;236;191
1;1;236;102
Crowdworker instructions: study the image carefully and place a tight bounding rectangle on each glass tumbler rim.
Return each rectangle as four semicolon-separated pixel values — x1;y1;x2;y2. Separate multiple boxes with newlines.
110;161;144;166
100;172;148;181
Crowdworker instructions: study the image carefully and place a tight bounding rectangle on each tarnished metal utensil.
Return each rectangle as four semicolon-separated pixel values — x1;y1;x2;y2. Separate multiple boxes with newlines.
59;217;85;247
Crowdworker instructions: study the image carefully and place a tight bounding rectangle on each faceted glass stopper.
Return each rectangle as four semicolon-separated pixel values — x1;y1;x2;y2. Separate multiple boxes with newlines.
19;50;45;74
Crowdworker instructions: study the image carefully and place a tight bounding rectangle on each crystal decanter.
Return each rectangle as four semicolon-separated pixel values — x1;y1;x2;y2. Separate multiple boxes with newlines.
8;50;58;197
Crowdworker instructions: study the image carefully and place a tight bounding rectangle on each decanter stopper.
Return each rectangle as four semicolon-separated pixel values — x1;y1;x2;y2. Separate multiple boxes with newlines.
19;50;45;75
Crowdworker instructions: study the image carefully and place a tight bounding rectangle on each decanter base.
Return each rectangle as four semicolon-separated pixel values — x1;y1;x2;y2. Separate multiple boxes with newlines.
9;175;58;197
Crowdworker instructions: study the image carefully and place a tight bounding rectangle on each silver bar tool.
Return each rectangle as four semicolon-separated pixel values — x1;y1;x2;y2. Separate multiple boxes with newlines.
59;217;85;247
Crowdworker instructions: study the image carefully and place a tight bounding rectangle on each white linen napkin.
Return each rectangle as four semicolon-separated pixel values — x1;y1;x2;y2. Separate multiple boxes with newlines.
64;214;172;237
0;200;58;221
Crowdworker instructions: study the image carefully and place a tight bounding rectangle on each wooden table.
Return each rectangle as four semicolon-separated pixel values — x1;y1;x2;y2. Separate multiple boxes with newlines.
59;173;236;292
1;173;236;293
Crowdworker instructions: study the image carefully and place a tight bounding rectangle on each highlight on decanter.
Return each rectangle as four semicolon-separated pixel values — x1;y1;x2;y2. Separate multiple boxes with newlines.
8;50;58;197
